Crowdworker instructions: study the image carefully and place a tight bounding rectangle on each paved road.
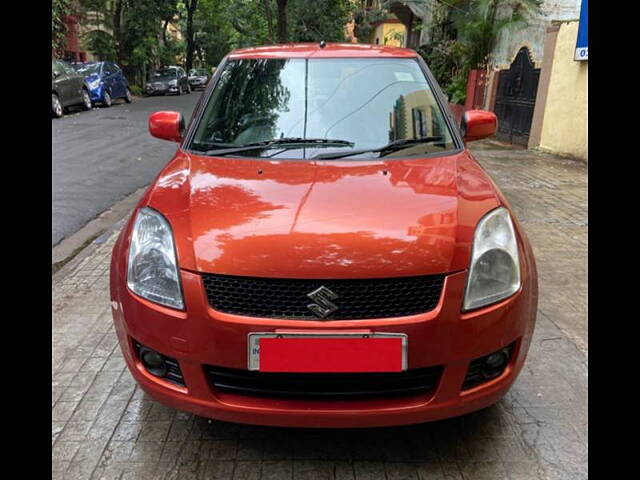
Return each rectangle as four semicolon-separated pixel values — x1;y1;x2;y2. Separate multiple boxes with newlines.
52;93;202;246
52;142;587;480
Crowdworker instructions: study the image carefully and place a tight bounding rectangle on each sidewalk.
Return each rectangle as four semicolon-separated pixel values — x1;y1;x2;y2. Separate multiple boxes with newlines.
52;142;587;480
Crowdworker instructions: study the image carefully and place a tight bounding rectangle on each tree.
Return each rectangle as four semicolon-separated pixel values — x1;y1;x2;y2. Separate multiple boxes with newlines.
262;0;275;43
52;0;71;56
289;0;353;42
453;0;542;70
418;0;542;104
276;0;288;43
183;0;199;71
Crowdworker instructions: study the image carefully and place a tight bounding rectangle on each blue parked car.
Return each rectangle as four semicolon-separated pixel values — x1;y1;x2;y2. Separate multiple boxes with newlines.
73;61;132;107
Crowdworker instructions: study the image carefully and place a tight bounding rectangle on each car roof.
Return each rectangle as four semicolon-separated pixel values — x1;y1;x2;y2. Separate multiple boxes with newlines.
228;42;418;60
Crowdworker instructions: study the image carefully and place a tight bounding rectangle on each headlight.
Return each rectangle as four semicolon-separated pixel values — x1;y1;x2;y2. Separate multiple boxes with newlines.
169;79;177;86
127;207;184;309
463;207;520;311
88;79;101;89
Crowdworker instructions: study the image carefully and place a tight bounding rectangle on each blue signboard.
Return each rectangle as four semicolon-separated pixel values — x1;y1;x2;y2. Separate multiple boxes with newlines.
575;0;588;61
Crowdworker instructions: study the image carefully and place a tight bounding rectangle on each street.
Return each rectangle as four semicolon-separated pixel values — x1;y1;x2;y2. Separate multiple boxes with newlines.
52;142;587;480
52;92;201;247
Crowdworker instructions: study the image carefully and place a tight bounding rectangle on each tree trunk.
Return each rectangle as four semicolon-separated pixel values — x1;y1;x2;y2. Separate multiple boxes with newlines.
263;0;275;44
185;0;199;72
113;0;123;66
162;18;170;46
276;0;288;43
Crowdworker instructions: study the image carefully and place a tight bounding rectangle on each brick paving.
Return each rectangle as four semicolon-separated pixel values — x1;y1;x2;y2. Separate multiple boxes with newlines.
52;142;587;480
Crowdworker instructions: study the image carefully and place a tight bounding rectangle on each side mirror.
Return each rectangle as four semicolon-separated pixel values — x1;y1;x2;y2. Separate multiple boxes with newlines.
52;71;59;79
461;110;497;142
148;111;185;143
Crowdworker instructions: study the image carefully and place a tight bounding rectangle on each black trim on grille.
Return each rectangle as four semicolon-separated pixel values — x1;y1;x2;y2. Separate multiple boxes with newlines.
205;365;443;399
201;273;445;320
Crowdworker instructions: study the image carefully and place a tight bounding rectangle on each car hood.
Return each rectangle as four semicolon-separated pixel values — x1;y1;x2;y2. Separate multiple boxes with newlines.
83;72;101;82
145;150;500;278
151;76;174;83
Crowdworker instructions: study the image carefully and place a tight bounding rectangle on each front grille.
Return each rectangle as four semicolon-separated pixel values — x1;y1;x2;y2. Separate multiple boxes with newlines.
201;274;445;320
205;365;443;399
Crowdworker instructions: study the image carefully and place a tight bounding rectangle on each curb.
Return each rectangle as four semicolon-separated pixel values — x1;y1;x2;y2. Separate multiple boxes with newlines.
52;186;146;275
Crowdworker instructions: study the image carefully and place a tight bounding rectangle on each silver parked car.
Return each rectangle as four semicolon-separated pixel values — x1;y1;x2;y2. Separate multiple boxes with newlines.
188;68;210;90
145;66;190;96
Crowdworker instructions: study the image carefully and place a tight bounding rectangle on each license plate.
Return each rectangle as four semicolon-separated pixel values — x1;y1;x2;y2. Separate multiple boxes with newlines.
248;332;407;372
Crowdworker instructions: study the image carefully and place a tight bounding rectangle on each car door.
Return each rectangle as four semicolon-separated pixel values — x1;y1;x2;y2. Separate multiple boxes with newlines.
102;63;116;97
113;63;127;97
53;60;75;106
62;62;85;104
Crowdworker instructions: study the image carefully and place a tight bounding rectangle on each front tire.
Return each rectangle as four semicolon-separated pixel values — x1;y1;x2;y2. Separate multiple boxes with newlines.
124;87;133;103
81;89;92;111
52;93;63;118
103;90;112;107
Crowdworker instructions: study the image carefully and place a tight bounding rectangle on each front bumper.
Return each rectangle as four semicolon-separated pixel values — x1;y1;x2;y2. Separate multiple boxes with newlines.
88;85;104;102
110;253;537;427
145;85;179;95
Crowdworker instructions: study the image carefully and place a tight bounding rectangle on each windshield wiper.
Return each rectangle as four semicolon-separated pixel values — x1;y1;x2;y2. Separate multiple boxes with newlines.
201;138;354;156
312;136;445;160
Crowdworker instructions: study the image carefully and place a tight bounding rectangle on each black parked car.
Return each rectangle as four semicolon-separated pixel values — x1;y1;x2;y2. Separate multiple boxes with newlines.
52;59;92;118
188;68;209;90
145;66;190;96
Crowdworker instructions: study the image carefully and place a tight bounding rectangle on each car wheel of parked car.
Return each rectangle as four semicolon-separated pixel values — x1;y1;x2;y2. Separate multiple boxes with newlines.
103;91;112;107
52;93;63;118
81;89;92;111
124;88;133;103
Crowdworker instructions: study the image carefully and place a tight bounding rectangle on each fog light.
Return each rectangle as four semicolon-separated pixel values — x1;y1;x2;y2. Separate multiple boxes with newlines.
139;347;167;377
481;349;509;380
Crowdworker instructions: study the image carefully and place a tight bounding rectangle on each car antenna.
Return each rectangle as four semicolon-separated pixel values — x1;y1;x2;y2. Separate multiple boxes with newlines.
319;40;326;48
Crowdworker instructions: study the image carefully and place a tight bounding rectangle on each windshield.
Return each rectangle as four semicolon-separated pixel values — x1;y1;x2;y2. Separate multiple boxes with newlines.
189;58;455;159
74;63;101;75
153;68;177;78
190;69;207;76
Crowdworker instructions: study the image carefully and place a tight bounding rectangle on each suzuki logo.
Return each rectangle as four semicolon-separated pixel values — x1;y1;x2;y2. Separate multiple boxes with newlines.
306;286;339;319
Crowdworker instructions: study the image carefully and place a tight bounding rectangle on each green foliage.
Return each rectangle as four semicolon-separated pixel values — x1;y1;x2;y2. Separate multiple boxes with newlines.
71;0;354;84
417;39;468;104
453;0;542;69
289;0;354;43
418;0;542;104
219;0;272;48
353;6;391;42
81;30;117;61
129;85;143;96
52;0;71;55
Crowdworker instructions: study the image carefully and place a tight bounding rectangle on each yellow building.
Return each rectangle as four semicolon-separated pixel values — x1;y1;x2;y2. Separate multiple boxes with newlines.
389;89;442;141
529;20;588;160
370;18;407;47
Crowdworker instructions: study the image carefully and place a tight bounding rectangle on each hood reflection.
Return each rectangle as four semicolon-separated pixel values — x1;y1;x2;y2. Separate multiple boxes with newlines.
186;154;459;277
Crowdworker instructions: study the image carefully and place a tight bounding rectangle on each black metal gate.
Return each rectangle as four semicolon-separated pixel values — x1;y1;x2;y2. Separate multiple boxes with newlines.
494;47;540;146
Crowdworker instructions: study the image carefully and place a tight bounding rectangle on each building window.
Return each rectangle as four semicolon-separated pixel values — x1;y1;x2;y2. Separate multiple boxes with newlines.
412;108;427;138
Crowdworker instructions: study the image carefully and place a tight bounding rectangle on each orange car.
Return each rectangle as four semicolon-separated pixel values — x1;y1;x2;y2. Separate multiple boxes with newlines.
110;43;538;427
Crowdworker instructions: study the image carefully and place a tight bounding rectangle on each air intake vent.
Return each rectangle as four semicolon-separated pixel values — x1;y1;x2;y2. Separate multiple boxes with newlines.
205;365;443;399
